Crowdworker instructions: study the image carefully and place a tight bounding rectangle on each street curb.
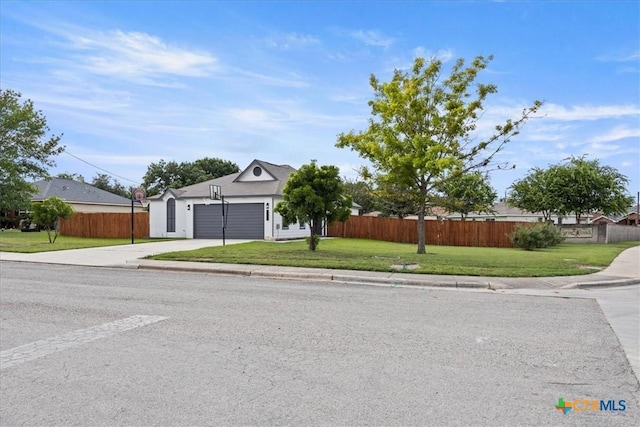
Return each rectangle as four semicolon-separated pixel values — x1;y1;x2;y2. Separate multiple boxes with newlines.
136;262;503;289
561;278;640;289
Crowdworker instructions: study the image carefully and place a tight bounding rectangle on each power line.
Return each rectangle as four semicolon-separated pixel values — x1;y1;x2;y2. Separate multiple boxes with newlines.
63;150;140;185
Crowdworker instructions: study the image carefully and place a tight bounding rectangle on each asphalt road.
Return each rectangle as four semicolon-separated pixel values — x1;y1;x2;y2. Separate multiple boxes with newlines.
1;261;638;426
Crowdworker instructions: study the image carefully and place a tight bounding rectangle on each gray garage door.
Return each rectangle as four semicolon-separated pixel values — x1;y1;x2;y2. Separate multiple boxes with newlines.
193;203;264;239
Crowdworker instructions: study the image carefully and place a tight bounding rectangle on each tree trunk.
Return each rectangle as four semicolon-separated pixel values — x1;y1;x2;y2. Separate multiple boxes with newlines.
417;205;426;254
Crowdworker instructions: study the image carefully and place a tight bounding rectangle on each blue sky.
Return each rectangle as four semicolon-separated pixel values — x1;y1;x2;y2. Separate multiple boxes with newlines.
1;1;639;198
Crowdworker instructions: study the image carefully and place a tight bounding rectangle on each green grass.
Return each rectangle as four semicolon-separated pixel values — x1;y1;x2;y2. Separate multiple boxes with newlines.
0;229;176;253
147;238;640;277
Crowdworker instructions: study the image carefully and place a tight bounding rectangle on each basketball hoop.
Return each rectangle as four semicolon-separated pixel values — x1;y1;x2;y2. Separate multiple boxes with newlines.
132;187;149;209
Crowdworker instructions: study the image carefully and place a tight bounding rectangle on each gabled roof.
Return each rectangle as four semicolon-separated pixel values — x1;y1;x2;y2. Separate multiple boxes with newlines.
161;160;297;199
32;178;135;206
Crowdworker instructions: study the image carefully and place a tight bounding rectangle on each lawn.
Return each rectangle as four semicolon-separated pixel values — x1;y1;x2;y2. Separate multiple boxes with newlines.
147;238;640;277
0;229;175;253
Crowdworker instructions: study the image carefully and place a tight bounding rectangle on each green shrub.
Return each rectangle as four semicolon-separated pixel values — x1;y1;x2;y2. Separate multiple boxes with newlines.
510;223;563;250
305;233;321;250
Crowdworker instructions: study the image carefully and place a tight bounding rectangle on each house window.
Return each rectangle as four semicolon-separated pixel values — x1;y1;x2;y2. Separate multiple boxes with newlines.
282;220;289;230
299;223;306;230
253;167;262;177
167;198;176;232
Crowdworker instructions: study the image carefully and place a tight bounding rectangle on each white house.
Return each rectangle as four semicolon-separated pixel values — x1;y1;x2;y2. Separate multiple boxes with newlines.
149;159;358;240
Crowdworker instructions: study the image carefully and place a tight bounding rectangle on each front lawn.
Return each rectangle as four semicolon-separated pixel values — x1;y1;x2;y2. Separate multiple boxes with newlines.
0;229;174;253
147;238;640;277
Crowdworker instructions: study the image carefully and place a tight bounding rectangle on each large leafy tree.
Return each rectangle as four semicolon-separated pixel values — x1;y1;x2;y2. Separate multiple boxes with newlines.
511;157;632;223
556;157;632;222
508;166;562;222
275;162;352;251
142;157;240;196
336;55;541;253
30;196;74;243
0;89;64;211
435;172;497;220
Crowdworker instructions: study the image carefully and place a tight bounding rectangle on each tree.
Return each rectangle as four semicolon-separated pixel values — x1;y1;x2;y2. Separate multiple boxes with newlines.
376;180;420;218
511;157;633;223
508;167;561;222
336;55;542;253
91;174;130;198
142;157;240;196
30;196;74;243
275;162;352;251
342;178;378;214
435;172;497;220
0;89;64;211
556;157;632;222
56;172;84;181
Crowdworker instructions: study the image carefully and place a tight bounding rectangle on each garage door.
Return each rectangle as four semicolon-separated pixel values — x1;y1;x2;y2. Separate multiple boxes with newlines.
193;203;264;239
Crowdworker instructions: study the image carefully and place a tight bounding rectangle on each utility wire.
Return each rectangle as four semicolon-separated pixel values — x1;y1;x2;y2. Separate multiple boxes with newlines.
63;150;140;185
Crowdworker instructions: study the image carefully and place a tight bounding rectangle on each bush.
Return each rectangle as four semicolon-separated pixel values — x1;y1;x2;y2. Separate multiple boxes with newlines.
510;223;563;250
305;233;321;250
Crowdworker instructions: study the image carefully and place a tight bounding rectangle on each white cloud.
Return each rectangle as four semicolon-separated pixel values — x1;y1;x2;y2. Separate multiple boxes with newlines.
412;47;454;63
540;103;640;121
350;29;395;48
231;68;310;88
264;32;320;49
68;30;217;81
596;50;640;62
589;126;640;143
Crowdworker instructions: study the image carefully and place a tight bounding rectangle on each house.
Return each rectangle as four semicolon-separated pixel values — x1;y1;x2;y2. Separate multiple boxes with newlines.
444;202;586;224
595;206;640;226
591;215;615;225
31;178;143;213
148;159;359;240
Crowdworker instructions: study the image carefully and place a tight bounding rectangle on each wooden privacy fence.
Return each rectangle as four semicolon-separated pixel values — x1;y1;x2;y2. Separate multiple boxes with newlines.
327;216;530;248
59;212;149;239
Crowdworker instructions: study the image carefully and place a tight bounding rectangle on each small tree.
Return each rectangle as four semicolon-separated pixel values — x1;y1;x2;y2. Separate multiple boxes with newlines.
30;196;74;243
275;162;352;251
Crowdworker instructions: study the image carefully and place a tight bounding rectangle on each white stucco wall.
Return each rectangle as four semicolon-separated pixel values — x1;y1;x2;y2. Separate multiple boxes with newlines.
149;194;188;238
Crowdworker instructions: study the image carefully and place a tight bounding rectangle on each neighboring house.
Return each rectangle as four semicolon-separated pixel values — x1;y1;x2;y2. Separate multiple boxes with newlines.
31;178;143;213
599;206;640;226
444;202;587;224
591;215;615;225
148;159;359;240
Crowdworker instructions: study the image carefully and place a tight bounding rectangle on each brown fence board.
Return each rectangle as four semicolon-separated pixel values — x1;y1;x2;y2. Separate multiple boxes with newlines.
59;212;149;239
328;216;530;248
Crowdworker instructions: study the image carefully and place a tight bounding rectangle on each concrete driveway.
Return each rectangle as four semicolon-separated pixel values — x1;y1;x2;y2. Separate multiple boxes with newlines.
0;239;249;267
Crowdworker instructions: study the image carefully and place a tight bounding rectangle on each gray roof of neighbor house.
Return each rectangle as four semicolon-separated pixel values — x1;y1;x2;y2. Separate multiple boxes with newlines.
159;160;297;199
32;178;135;206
